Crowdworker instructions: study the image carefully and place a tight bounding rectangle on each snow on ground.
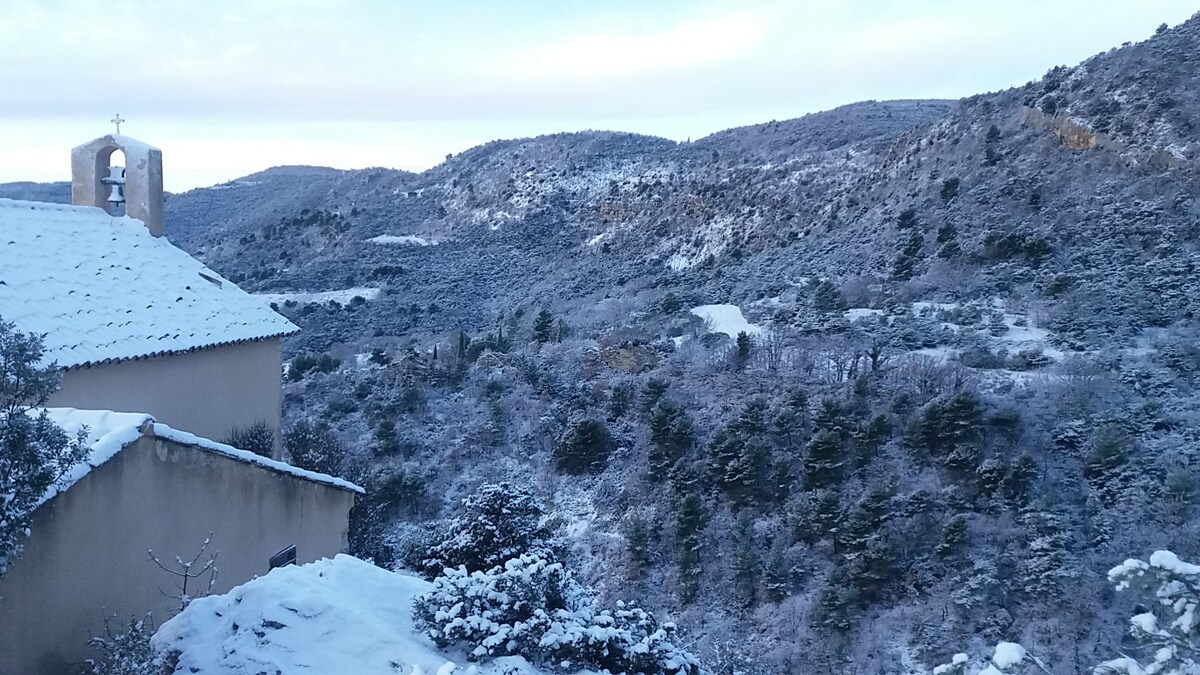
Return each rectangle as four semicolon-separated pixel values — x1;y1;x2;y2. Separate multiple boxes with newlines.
367;234;438;246
845;307;885;321
996;313;1065;360
256;287;381;305
690;304;765;339
153;555;557;675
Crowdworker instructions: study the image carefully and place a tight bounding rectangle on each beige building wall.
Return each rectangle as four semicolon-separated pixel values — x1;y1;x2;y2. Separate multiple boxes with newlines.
49;338;284;454
0;433;356;675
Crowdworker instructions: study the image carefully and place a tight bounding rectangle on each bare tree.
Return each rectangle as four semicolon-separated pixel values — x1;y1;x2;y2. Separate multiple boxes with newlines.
147;533;219;613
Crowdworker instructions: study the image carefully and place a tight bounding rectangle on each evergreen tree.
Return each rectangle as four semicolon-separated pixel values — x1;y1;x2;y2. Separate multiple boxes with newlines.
624;514;653;578
532;309;555;343
1003;454;1039;504
284;420;343;476
984;124;1002;165
648;401;694;481
853;414;892;468
913;391;984;462
675;493;707;602
640;378;670;416
804;431;845;491
607;382;634;421
735;331;752;365
1017;505;1080;601
554;418;616;474
1084;424;1129;504
0;321;89;574
892;229;926;281
936;514;969;558
763;537;790;603
732;511;758;608
421;482;555;577
812;280;848;313
373;419;400;455
896;208;918;230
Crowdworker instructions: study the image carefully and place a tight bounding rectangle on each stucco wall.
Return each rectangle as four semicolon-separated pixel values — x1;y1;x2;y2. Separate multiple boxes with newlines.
0;434;356;675
48;338;284;454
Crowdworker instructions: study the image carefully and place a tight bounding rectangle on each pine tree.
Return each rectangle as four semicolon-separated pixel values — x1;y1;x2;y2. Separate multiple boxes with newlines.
892;229;926;281
804;431;845;491
1017;506;1080;601
640;378;670;416
731;511;758;608
648;401;693;481
532;309;555;343
896;208;918;230
936;514;969;558
812;280;848;313
853;414;892;468
763;537;790;603
675;493;707;602
421;482;555;577
624;514;653;578
735;331;752;365
1084;424;1129;504
1003;454;1039;505
554;419;616;474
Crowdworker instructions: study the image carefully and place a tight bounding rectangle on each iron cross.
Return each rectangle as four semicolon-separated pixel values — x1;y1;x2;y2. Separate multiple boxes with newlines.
111;114;125;134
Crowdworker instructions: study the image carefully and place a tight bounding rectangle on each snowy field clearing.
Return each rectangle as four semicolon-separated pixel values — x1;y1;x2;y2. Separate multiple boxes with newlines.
366;234;438;246
690;304;765;339
153;555;553;675
256;287;381;305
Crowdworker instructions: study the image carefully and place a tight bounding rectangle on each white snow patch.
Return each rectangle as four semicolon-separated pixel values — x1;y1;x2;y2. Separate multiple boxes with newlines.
367;234;437;246
992;642;1027;669
690;304;764;339
153;555;549;675
845;308;885;321
1150;550;1200;576
256;287;380;305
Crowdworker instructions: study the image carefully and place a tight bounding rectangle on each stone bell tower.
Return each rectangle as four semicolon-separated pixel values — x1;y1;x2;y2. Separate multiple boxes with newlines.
71;118;164;236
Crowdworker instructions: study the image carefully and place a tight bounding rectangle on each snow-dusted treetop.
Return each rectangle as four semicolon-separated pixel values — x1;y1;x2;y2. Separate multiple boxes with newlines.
0;198;296;368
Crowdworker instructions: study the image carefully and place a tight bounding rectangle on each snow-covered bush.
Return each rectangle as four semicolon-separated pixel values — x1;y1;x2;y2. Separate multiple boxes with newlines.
88;615;161;675
1097;551;1200;675
931;550;1200;675
419;482;557;577
413;553;699;675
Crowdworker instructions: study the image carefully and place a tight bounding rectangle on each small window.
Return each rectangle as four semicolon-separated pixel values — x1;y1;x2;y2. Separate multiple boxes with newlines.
269;545;297;570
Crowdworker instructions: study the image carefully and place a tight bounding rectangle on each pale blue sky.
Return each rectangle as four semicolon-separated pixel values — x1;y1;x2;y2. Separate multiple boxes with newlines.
1;0;1195;191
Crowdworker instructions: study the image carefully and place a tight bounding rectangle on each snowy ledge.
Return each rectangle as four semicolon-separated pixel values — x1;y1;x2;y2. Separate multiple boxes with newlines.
151;423;364;494
38;408;363;506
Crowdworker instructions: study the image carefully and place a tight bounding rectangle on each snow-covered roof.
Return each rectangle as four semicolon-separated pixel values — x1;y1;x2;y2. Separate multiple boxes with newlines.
40;408;363;501
0;198;297;368
153;554;549;675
